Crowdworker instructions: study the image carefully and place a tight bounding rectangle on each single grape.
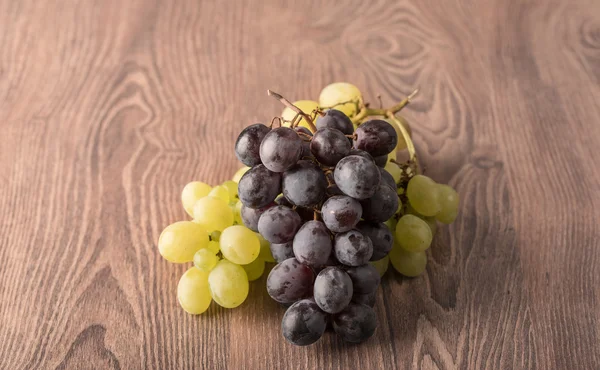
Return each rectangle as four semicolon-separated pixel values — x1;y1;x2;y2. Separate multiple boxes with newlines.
181;182;212;217
193;196;234;232
282;299;328;346
334;155;381;199
406;175;441;216
378;167;396;190
370;255;390;277
282;160;327;207
178;267;212;314
270;241;294;263
295;126;314;159
158;221;209;263
405;203;437;235
333;303;377;343
356;221;393;261
207;240;220;254
219;225;260;265
395;214;433;252
436;184;459;224
384;161;401;184
313;267;353;314
389;246;427;277
235;123;271;166
208;260;249;308
242;257;266;281
258;206;301;243
374;154;388;167
232;166;250;183
222;180;239;201
315;109;354;134
208;185;230;203
353;119;398;156
345;264;380;294
360;185;399;223
259;127;303;172
257;233;275;263
293;221;332;268
319;82;362;117
240;203;275;232
321;195;362;233
267;258;314;303
210;230;221;241
232;201;243;225
237;164;281;209
193;248;218;272
351;291;377;308
282;100;319;132
334;230;373;267
310;128;351;166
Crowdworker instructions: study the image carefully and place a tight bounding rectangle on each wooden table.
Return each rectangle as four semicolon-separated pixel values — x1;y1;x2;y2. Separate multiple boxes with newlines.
2;0;599;368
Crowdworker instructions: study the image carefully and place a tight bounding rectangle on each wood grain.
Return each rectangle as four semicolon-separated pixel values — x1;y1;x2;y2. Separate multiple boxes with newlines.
1;0;599;368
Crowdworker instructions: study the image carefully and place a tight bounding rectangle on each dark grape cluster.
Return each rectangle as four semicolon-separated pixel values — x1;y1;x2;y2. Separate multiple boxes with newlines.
235;110;398;346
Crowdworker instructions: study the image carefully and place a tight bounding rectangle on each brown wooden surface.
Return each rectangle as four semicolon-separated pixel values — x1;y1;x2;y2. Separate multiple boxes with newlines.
1;0;600;369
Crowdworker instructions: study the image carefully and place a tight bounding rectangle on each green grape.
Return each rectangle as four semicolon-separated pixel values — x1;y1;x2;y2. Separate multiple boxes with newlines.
207;240;220;254
384;116;411;151
181;181;212;218
177;267;212;314
220;225;260;265
370;255;390;277
384;217;398;233
232;166;250;183
158;221;209;263
319;82;362;117
193;248;219;272
232;200;243;225
242;257;266;281
395;214;432;252
193;196;233;232
387;148;397;162
209;185;230;203
257;233;275;263
222;180;239;201
405;203;437;236
282;100;319;132
210;230;221;241
385;161;402;184
389;246;427;277
436;184;459;224
406;175;440;216
208;259;249;308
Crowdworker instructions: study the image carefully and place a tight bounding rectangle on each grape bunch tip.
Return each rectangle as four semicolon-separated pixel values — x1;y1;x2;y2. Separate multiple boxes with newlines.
156;82;459;346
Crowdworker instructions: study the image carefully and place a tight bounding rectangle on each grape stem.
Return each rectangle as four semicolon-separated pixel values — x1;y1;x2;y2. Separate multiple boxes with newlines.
267;90;318;132
351;89;419;124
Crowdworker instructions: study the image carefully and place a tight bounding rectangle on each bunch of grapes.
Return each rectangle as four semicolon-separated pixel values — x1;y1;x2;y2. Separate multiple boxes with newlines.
157;169;276;315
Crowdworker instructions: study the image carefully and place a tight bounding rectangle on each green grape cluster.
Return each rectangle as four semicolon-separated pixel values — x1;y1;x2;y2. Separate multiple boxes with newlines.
157;171;276;315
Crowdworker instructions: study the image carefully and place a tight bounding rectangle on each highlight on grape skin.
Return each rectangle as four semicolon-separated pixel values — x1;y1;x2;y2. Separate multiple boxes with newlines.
155;82;459;346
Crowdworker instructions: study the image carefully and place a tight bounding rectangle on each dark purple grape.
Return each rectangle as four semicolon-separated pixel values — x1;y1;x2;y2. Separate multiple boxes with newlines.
292;221;332;268
360;185;399;223
373;154;388;167
378;168;396;190
282;160;327;207
356;221;393;261
295;127;313;159
334;230;373;266
353;120;398;156
238;165;281;208
321;196;362;233
348;149;374;163
333;155;381;199
345;264;380;294
352;291;376;308
258;206;301;243
267;258;314;303
315;109;354;135
235;123;271;166
313;267;353;314
260;127;303;172
270;242;294;263
310;128;351;166
241;203;275;231
281;299;328;346
333;303;377;343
